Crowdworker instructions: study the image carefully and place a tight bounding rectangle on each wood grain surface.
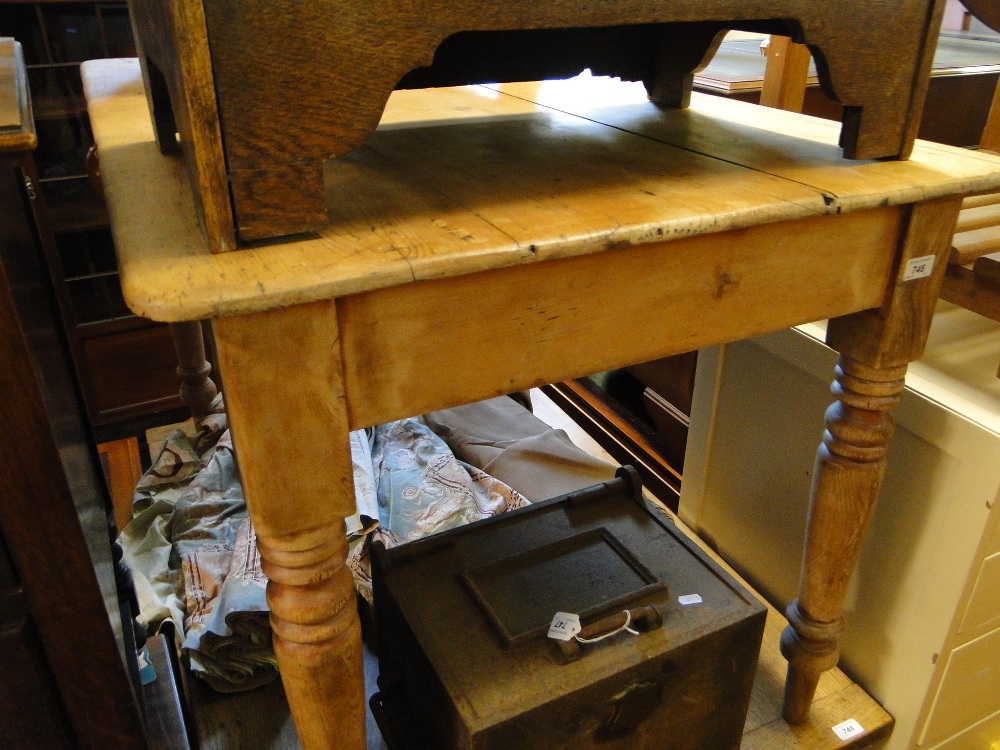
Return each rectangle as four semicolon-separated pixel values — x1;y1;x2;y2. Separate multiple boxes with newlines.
82;60;1000;325
130;0;947;246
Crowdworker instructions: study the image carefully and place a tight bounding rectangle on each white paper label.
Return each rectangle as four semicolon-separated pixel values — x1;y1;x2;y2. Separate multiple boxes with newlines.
547;612;582;641
678;594;703;606
832;718;864;741
902;255;936;281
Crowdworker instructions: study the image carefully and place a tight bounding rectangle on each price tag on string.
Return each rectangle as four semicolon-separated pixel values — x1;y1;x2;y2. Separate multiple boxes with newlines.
547;612;582;642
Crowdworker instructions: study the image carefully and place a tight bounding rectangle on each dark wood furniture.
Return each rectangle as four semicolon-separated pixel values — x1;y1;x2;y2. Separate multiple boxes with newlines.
129;0;948;250
1;37;170;749
543;361;690;509
1;1;193;440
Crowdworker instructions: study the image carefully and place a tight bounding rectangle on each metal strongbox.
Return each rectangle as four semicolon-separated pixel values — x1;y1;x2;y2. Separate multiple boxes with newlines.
370;467;766;749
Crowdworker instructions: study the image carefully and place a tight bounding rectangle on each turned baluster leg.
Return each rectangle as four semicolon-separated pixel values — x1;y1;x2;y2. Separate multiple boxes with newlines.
169;320;218;418
781;196;963;722
212;300;364;750
781;356;905;721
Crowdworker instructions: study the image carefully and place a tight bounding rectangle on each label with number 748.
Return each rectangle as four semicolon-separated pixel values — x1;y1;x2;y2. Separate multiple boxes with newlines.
832;718;864;741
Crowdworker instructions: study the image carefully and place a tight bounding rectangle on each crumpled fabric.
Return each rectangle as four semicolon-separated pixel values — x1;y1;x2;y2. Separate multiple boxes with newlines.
119;411;282;692
120;410;230;645
180;514;274;692
347;417;529;605
120;410;526;691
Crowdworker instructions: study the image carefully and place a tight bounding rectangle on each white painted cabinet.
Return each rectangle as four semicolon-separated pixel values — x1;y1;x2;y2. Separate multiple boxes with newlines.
679;302;1000;750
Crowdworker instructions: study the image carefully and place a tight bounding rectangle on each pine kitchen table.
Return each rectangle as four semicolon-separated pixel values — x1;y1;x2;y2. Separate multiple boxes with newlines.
82;59;1000;750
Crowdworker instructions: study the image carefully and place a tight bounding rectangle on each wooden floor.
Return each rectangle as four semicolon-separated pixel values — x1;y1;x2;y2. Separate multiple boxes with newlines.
104;391;892;750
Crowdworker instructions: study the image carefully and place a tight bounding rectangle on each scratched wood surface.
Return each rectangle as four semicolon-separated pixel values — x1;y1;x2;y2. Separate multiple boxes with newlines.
82;59;1000;327
129;0;947;247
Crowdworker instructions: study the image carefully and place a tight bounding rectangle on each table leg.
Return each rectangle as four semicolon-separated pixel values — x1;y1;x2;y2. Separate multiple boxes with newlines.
168;320;218;418
781;355;906;721
781;196;963;723
212;300;365;750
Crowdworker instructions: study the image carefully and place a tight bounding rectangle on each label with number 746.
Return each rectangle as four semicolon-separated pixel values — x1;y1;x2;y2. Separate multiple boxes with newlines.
903;255;936;281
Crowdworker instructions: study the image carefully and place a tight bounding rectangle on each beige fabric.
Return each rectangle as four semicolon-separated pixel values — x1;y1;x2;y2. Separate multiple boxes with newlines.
423;396;618;502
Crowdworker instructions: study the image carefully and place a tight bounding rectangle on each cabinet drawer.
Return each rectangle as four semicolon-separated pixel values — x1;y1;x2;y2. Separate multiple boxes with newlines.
961;552;1000;636
929;709;1000;750
921;627;1000;746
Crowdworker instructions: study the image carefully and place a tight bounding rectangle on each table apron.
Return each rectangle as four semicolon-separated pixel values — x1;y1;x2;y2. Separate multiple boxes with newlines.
339;206;905;429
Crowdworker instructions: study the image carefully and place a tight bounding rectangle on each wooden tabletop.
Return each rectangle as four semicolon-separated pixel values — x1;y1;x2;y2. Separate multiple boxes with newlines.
82;58;1000;323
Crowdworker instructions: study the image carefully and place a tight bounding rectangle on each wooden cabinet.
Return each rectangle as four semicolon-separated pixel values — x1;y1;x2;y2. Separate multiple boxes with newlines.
1;38;150;748
1;1;189;440
678;308;1000;750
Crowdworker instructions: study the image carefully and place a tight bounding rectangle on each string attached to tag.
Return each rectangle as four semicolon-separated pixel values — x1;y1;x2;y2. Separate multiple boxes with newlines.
574;610;640;642
548;610;641;644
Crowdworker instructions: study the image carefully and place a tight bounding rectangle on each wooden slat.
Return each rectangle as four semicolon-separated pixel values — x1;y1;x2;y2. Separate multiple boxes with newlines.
97;437;143;534
951;223;1000;265
760;36;811;113
979;62;1000;153
940;264;1000;321
955;202;1000;233
961;192;1000;210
